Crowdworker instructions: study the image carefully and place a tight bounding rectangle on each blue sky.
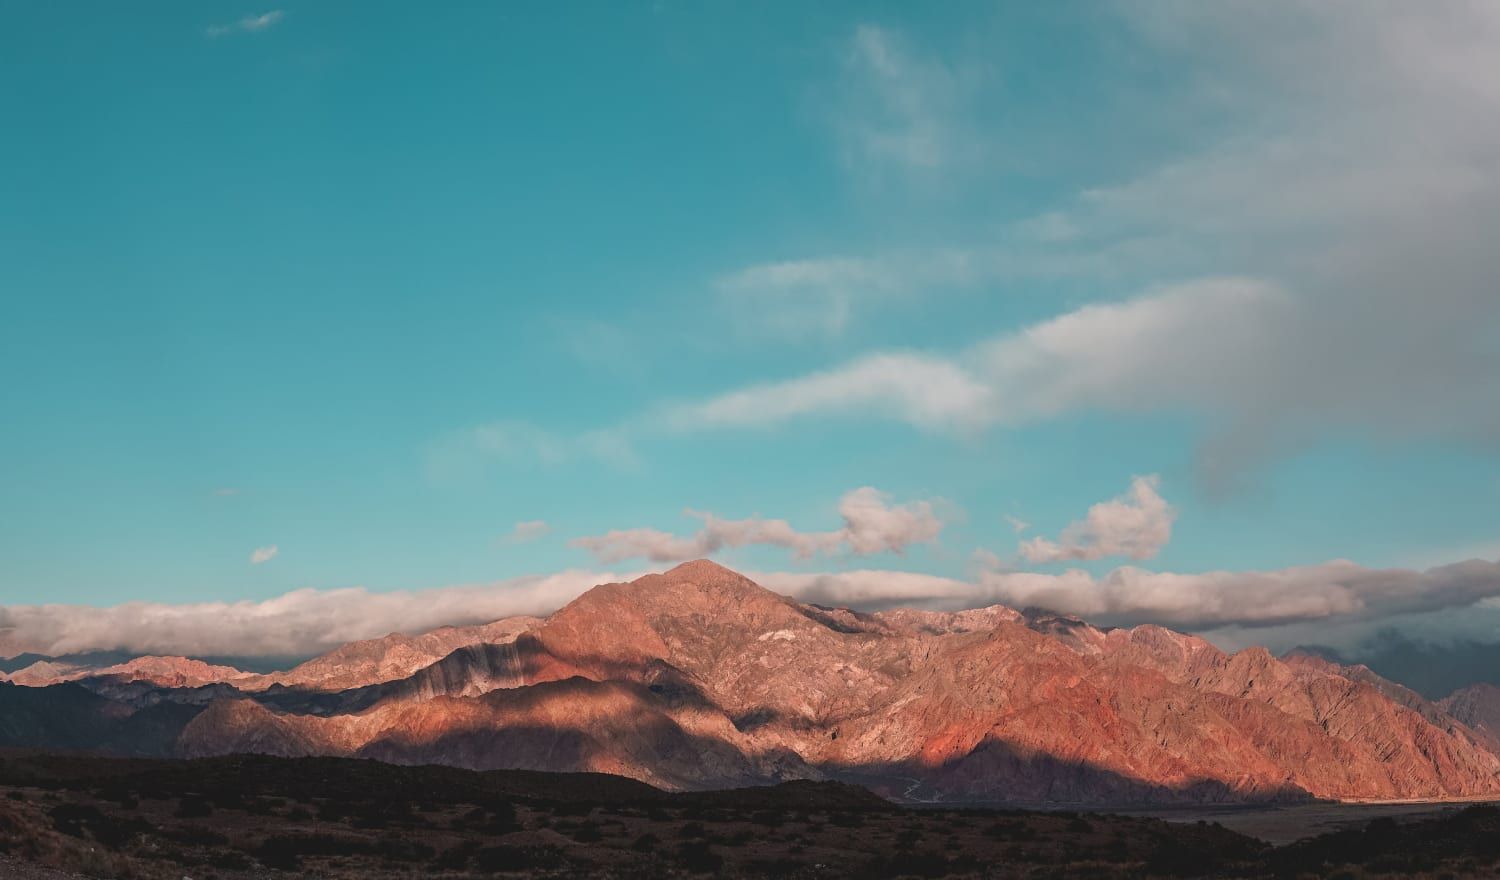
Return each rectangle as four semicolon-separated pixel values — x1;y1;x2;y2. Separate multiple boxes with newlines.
3;2;1500;658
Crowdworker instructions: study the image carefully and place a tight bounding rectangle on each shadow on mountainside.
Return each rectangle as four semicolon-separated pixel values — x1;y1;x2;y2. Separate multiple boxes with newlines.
5;677;1315;807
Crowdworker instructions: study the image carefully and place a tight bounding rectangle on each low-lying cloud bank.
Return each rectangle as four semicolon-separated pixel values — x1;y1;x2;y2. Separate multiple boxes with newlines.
972;558;1500;629
5;556;1499;661
0;570;631;660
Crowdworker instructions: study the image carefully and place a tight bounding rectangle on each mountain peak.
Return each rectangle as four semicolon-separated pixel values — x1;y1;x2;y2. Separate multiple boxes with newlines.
659;558;748;583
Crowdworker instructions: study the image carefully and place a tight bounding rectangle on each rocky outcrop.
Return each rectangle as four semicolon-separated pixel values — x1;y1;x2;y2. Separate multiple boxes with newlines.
244;617;543;692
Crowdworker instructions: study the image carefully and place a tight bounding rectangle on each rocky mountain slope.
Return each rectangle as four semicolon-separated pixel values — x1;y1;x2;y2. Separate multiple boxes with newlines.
6;655;258;689
166;561;1500;804
1441;683;1500;745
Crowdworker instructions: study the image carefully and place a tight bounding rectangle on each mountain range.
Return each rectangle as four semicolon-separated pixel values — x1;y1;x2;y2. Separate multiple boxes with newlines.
5;560;1500;805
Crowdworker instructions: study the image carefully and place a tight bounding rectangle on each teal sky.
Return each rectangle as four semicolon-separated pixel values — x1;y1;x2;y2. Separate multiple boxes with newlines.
3;1;1499;652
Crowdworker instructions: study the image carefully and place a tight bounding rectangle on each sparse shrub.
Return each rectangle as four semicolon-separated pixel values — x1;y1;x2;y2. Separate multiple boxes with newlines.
244;796;276;816
679;821;707;839
209;788;245;810
95;787;137;809
454;802;518;835
1144;840;1227;877
747;857;803;877
632;832;659;852
551;800;592;817
436;841;478;870
175;795;214;819
473;843;561;872
677;839;724;874
376;837;436;861
751;809;785;828
988;820;1035;841
47;803;147;849
164;824;229;846
48;803;104;838
254;833;375;871
571;821;603;843
209;849;253;870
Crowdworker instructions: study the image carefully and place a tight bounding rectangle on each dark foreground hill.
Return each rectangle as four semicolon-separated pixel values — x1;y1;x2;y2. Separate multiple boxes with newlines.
2;751;1499;878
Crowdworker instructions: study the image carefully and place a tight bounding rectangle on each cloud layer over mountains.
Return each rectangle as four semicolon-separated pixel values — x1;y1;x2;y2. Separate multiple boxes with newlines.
6;555;1500;663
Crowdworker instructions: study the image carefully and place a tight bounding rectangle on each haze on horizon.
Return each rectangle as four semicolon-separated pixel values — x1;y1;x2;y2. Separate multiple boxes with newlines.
3;2;1500;694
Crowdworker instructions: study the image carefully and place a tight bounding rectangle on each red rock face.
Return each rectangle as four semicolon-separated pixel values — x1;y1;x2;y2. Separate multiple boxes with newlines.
165;561;1500;803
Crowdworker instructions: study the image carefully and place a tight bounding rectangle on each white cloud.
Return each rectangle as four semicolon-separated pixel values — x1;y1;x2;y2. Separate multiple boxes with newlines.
971;556;1500;630
669;351;995;434
1004;515;1030;535
213;488;240;497
206;10;283;38
500;520;551;545
249;545;278;565
673;277;1286;435
570;486;945;564
1020;475;1175;563
0;569;632;660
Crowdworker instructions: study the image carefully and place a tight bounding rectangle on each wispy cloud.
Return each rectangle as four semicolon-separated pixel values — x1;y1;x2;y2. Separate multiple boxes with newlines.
213;488;241;497
1019;475;1175;564
425;420;637;483
249;545;278;565
715;250;981;340
668;350;997;434
206;10;284;38
832;24;974;175
499;520;551;546
570;487;946;564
